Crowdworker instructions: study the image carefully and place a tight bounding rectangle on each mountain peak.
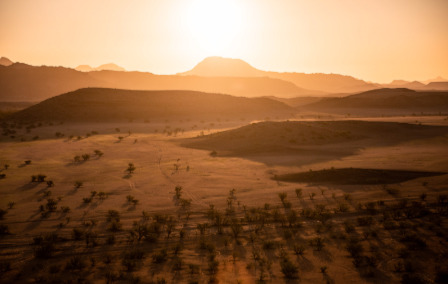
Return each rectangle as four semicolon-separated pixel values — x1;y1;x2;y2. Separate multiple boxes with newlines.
75;63;125;72
0;57;14;66
180;56;264;77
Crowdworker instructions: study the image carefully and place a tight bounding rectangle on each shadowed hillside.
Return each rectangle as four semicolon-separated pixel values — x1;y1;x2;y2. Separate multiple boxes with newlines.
7;88;295;122
304;88;448;115
181;120;448;166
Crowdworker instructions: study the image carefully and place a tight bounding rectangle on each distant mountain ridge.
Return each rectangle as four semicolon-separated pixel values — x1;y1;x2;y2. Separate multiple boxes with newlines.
75;63;125;72
0;62;320;102
180;56;379;93
0;57;13;66
1;56;447;102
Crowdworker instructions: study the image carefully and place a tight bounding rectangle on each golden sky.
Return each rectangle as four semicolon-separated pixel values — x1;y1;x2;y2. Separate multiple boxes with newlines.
1;0;447;83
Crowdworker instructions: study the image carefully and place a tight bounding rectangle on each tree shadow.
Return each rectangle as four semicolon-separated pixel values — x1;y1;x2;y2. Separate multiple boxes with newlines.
17;183;39;191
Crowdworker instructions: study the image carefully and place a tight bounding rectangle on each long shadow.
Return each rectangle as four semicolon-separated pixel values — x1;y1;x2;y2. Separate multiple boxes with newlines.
17;182;39;191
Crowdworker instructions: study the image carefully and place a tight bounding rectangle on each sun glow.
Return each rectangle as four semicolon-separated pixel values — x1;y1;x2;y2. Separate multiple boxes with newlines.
186;0;243;55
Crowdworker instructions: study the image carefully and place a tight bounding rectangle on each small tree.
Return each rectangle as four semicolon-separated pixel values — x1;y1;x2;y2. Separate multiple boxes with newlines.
127;163;136;174
295;188;302;199
94;150;104;157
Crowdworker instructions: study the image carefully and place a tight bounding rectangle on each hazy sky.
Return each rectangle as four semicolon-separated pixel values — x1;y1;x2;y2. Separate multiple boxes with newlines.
1;0;447;83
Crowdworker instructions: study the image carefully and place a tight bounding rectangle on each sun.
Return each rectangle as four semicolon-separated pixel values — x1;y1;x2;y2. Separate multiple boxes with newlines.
186;0;242;55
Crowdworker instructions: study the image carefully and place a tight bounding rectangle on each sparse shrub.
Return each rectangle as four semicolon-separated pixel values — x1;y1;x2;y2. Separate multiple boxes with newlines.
74;155;81;163
0;224;10;235
0;261;11;272
175;186;182;199
61;206;70;213
46;198;58;211
127;163;136;174
293;244;306;256
210;150;218;157
0;209;6;220
83;197;93;204
7;201;15;209
25;160;31;165
109;220;122;232
295;188;302;199
107;210;120;222
66;255;87;270
126;195;135;203
72;228;84;240
0;174;5;179
82;154;90;161
98;191;108;200
74;181;83;188
152;249;168;263
46;180;54;187
280;256;298;279
310;237;325;251
94;150;104;157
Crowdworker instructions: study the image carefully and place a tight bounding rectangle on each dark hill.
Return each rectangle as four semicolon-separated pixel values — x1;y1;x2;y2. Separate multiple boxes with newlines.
8;88;295;122
304;88;448;114
181;120;448;157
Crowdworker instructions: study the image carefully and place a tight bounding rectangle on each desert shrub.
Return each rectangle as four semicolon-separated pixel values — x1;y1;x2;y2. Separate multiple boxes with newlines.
175;186;182;199
66;255;87;270
172;256;183;271
72;228;84;240
263;240;277;250
0;224;10;235
109;220;122;232
37;174;46;182
152;249;168;263
34;242;54;258
83;197;93;204
74;155;81;163
94;150;104;157
105;234;115;245
25;160;31;165
295;188;303;199
310;237;325;251
82;154;90;161
7;201;15;209
46;180;54;187
0;261;11;272
46;198;58;211
98;191;108;200
280;256;298;279
127;163;136;174
126;195;135;203
401;273;428;284
357;216;374;226
60;206;70;213
107;210;120;222
74;181;83;188
0;209;6;220
293;244;306;256
209;150;218;157
0;174;5;179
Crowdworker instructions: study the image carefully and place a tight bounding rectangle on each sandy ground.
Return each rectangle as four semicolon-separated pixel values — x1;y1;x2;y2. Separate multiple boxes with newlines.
0;116;447;283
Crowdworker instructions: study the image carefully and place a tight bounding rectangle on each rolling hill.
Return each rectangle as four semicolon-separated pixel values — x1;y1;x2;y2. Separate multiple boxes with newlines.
8;88;296;122
303;88;448;115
